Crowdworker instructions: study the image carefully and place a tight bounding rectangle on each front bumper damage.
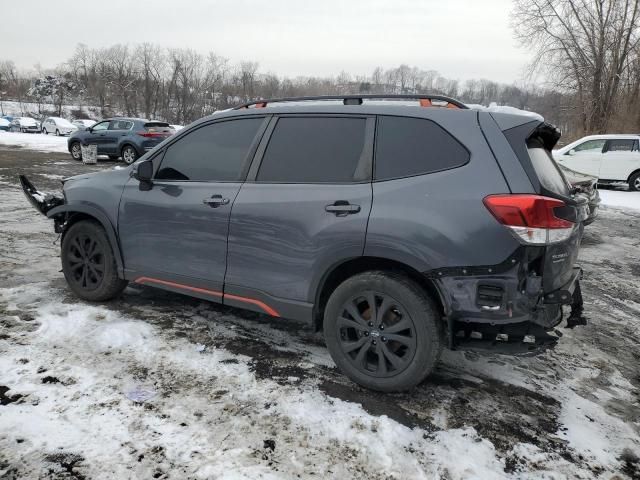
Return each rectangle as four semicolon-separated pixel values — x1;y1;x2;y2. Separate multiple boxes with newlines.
19;175;64;216
429;249;585;354
19;175;69;233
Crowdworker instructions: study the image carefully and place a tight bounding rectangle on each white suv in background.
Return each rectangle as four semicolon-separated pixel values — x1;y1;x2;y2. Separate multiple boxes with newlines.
42;117;78;136
553;134;640;191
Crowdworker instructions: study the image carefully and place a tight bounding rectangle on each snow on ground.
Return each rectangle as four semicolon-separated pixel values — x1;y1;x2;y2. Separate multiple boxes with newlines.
0;131;68;154
598;188;640;211
0;148;639;479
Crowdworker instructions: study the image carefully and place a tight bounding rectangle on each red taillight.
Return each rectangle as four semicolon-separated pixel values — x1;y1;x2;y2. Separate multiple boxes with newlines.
138;131;171;138
483;194;575;245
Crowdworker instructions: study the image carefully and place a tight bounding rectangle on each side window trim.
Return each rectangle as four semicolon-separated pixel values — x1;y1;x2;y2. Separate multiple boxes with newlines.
152;116;270;183
246;114;375;184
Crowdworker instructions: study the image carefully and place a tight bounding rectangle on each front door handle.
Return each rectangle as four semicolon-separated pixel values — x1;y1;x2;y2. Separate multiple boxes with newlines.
325;201;361;216
203;194;230;208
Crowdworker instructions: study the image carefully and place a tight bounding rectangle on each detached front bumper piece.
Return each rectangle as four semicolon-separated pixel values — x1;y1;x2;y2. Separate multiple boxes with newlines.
19;175;64;215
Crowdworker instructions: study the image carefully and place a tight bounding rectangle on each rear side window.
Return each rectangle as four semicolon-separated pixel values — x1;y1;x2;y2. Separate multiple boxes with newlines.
256;117;368;183
528;138;570;195
605;139;638;152
374;116;469;181
156;118;263;181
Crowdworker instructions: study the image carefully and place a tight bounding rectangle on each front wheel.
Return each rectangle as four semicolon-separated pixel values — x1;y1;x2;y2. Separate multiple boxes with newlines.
61;221;128;301
323;271;442;392
42;128;47;134
629;172;640;192
55;129;60;136
70;142;82;161
121;146;138;165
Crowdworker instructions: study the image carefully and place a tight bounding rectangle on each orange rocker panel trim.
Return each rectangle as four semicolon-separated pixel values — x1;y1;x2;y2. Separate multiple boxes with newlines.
134;277;280;317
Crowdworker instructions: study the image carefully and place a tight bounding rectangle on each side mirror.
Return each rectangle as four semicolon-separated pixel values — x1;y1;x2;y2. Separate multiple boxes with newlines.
132;159;153;184
568;149;576;156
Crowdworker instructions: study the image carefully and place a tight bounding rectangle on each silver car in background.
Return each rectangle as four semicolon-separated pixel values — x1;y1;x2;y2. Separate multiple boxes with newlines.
42;117;78;136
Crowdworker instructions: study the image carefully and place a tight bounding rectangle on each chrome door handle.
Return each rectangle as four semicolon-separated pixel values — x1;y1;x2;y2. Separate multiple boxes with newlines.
325;201;361;216
203;195;230;207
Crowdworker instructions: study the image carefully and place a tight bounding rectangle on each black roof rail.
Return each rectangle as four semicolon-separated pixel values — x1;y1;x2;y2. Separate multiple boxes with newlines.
233;94;468;110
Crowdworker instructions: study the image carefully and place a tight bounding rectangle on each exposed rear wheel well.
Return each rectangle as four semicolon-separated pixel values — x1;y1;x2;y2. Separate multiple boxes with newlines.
313;256;445;331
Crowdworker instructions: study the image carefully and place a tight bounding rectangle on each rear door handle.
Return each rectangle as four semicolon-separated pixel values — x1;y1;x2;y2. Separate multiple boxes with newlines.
325;201;361;216
202;194;230;208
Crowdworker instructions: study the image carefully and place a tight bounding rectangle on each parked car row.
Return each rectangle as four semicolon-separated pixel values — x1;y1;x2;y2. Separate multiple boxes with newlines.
1;114;174;164
0;115;95;135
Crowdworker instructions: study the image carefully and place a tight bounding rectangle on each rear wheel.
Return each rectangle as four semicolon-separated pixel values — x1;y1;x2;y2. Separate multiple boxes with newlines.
121;145;138;165
629;171;640;192
70;142;82;161
61;221;128;301
323;271;442;392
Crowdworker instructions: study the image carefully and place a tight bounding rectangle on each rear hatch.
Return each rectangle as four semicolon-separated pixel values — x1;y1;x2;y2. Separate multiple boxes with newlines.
499;121;589;294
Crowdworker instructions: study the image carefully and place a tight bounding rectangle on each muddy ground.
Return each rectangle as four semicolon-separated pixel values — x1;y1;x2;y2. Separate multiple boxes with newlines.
0;146;639;479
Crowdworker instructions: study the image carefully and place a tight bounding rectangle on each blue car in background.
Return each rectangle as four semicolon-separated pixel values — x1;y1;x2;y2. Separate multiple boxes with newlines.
67;117;175;164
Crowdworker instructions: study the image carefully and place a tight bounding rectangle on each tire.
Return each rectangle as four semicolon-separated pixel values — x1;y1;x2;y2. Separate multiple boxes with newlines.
42;128;47;135
55;129;60;136
323;271;442;392
61;220;128;302
70;142;82;161
629;171;640;192
121;145;138;165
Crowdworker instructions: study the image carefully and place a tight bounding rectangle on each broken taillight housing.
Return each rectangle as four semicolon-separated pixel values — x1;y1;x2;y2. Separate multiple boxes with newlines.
483;194;575;245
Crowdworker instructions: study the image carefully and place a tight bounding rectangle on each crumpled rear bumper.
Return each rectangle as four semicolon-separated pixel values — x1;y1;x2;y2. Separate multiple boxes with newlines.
430;251;586;353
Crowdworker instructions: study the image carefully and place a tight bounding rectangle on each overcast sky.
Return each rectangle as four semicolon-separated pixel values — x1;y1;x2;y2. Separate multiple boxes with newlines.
4;0;529;84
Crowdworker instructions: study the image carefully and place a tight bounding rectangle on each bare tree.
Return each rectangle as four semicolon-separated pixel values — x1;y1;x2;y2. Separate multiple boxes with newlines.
512;0;640;133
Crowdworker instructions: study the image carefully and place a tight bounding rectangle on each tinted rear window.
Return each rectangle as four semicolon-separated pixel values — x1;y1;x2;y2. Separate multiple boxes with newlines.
257;117;368;183
528;139;570;195
374;116;469;181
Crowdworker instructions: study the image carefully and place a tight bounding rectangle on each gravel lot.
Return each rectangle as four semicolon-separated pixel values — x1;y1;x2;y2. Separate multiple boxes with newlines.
0;146;639;479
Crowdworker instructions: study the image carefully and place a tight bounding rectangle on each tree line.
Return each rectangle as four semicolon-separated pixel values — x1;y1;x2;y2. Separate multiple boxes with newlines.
0;45;576;136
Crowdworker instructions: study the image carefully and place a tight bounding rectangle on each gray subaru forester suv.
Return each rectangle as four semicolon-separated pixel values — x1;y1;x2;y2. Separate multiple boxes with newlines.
20;95;589;391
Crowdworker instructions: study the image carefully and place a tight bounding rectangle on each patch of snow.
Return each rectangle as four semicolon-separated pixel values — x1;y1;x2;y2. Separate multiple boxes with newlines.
598;189;640;211
0;132;68;153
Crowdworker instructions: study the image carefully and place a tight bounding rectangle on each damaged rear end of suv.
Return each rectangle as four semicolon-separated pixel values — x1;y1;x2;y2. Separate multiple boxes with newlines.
434;115;589;353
